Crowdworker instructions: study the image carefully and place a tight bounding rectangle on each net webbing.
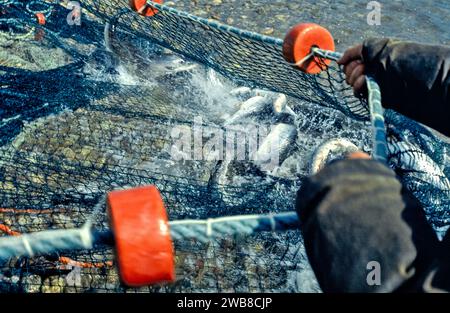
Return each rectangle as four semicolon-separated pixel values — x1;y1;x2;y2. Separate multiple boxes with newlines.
88;0;369;120
0;0;448;293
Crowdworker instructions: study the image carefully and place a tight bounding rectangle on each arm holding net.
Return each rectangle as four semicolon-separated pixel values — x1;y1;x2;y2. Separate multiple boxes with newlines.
366;76;388;162
0;212;300;262
313;48;388;162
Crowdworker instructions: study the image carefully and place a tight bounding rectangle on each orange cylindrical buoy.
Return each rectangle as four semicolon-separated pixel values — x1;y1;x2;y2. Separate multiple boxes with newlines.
108;185;175;287
283;23;335;74
129;0;164;17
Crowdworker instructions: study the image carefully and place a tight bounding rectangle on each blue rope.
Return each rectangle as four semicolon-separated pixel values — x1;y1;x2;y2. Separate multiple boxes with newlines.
366;76;388;162
25;0;53;18
170;212;299;243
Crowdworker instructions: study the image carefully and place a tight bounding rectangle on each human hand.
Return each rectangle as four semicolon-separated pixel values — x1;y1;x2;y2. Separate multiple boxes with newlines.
337;44;368;97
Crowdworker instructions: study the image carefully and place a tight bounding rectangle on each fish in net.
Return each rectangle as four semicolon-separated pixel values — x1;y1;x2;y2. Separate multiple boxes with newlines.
0;0;448;293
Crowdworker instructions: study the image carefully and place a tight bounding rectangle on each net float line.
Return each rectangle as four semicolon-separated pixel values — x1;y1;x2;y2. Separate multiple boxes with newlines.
0;221;113;269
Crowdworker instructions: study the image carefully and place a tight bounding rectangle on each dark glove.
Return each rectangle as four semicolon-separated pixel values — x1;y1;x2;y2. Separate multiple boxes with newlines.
296;159;441;292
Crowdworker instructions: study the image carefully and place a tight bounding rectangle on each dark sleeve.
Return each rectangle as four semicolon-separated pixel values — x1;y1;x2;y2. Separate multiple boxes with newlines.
362;38;450;136
296;159;441;293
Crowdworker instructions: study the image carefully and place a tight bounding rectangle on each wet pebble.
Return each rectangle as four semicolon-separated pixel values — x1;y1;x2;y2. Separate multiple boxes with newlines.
22;275;42;293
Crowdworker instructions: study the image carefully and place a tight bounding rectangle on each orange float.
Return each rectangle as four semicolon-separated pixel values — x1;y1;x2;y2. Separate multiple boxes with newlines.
34;13;46;41
107;185;175;287
283;23;335;74
129;0;164;17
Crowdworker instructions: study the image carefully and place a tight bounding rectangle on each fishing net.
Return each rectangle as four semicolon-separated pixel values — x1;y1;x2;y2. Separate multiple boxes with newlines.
0;0;449;293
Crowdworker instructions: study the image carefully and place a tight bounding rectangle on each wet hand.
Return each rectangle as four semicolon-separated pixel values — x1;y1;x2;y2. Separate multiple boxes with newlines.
337;44;367;98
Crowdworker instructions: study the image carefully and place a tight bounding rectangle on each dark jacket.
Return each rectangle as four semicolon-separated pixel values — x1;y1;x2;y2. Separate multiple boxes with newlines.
297;39;450;292
362;38;450;136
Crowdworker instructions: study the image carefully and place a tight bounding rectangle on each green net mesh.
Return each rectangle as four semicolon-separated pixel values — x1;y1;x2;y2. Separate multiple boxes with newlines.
0;0;448;293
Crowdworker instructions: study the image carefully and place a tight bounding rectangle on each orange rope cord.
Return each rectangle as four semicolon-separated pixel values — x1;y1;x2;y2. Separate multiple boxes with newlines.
58;257;113;269
0;222;113;269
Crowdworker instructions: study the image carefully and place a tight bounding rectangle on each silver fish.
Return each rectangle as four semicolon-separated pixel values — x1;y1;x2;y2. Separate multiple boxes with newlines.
229;86;253;99
224;95;272;126
272;94;287;114
161;57;198;76
272;93;297;117
253;123;298;171
104;22;197;79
